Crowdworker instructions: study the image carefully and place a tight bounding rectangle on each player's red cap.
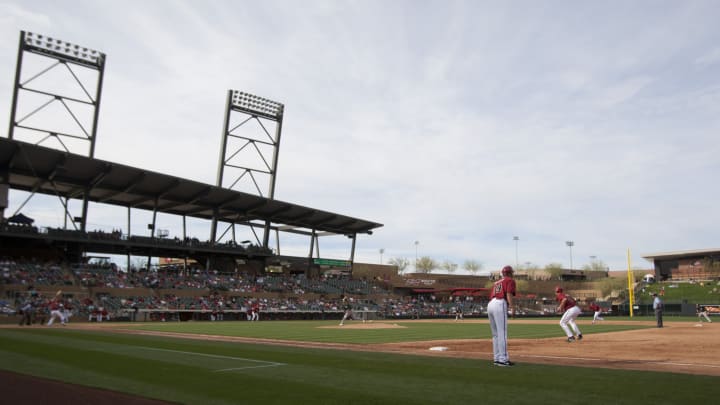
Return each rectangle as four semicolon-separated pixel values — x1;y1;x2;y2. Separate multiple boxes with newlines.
555;286;563;293
501;265;514;276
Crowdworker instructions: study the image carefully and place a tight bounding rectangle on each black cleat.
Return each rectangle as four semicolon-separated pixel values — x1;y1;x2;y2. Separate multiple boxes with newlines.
567;336;576;343
494;361;515;367
577;334;583;341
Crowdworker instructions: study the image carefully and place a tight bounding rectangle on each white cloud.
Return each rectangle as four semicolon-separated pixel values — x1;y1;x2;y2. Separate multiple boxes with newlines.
593;76;655;108
695;47;720;67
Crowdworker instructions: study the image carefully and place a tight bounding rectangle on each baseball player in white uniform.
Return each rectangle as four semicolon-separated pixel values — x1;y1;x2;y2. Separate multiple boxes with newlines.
556;286;582;342
488;266;516;366
47;298;66;326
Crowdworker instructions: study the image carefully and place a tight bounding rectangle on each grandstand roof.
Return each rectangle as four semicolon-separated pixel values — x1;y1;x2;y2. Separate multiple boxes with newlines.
642;248;720;261
0;138;383;236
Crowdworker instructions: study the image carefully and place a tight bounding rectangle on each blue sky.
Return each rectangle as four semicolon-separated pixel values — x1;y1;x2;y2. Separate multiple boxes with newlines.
1;1;720;273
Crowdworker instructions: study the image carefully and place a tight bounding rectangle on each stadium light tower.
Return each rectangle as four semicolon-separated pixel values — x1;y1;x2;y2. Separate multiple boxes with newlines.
414;240;419;271
214;90;284;249
8;31;106;157
217;90;284;198
7;30;106;234
566;241;575;270
513;236;519;268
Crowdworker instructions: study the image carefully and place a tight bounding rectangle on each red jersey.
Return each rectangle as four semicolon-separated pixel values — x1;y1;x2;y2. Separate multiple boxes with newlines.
556;292;576;311
490;277;516;300
589;303;600;312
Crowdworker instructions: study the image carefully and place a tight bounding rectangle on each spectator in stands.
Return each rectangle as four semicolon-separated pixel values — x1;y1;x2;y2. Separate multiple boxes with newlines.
652;293;663;328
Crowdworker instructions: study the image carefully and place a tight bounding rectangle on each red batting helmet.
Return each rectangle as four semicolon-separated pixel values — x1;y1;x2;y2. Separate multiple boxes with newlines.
555;286;563;293
501;265;514;276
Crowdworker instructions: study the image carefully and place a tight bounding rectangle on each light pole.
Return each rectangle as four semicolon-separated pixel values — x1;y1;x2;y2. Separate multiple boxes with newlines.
414;241;419;271
566;241;574;270
513;236;519;268
379;248;385;264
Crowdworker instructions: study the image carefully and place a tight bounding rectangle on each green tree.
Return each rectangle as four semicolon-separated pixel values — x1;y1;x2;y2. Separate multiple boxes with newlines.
582;259;609;272
515;279;529;293
632;269;647;282
598;277;626;298
522;263;541;280
416;256;438;274
388;257;410;275
441;260;458;274
545;263;563;280
463;260;482;275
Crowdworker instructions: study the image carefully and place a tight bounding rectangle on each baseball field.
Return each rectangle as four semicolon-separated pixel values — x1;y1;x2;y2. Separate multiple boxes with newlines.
1;317;718;404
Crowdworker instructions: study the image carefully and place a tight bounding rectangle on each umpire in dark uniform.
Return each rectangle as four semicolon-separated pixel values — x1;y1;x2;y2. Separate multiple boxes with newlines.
18;297;35;326
652;293;663;328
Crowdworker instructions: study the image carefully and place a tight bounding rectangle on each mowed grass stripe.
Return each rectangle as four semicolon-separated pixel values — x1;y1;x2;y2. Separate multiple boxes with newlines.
0;327;716;405
0;329;499;404
125;320;651;343
0;331;232;404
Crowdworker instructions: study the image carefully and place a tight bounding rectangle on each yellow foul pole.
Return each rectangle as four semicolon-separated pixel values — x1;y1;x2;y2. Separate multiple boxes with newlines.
627;248;634;317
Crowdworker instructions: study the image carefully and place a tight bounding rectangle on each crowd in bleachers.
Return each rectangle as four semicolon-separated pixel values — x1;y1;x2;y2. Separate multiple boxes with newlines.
2;257;405;321
7;256;597;325
375;295;484;318
63;263;384;295
1;258;73;286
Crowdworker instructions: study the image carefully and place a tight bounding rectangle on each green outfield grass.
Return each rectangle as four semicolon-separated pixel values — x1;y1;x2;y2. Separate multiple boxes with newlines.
122;319;648;343
638;281;720;304
1;321;719;404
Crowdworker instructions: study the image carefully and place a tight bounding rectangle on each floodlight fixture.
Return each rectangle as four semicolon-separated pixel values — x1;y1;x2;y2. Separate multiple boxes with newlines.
565;240;574;270
23;31;105;68
230;90;283;120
